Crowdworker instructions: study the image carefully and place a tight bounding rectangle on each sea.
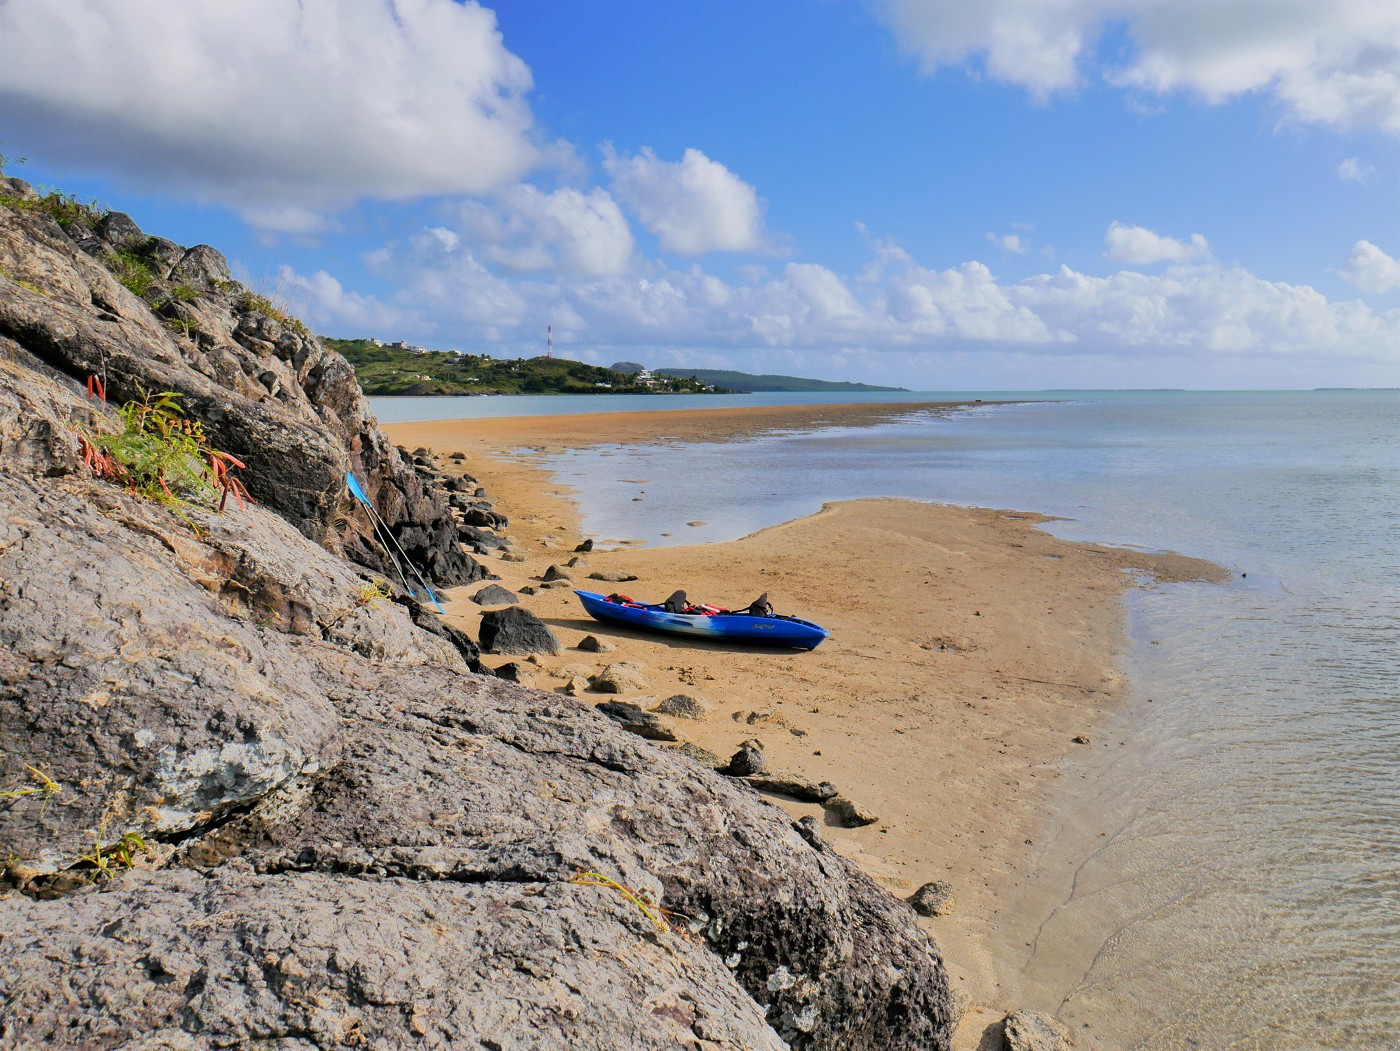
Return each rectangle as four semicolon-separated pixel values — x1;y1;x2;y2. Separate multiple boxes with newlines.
375;390;1399;1050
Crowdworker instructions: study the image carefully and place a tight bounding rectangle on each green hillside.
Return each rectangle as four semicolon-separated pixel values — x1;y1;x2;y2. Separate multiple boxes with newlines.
654;368;905;393
323;339;728;396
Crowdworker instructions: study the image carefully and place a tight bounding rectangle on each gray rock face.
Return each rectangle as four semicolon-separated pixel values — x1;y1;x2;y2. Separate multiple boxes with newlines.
0;183;482;588
0;193;955;1050
0;866;786;1051
478;606;562;655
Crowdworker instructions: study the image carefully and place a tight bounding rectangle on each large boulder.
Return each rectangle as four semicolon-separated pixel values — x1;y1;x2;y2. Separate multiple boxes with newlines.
0;182;482;588
0;867;787;1051
478;606;562;655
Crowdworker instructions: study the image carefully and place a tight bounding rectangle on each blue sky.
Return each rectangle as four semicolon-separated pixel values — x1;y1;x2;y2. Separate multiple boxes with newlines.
1;0;1397;389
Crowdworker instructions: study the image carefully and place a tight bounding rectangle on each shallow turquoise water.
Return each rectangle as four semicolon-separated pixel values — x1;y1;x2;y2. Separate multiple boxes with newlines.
375;390;1400;1048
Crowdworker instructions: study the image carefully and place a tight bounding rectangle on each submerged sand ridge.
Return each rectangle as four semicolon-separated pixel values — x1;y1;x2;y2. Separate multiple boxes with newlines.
385;401;1225;1047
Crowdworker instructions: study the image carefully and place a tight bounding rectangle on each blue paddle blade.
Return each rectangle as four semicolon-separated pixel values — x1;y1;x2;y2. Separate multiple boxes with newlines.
345;471;371;505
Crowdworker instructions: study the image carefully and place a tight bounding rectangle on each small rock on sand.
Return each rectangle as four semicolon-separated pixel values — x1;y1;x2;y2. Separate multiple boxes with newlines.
577;635;615;653
589;662;648;693
574;539;594;552
492;661;534;685
653;693;712;720
686;520;706;527
823;795;878;828
907;881;955;917
588;571;639;583
542;564;572;581
1071;734;1091;745
499;552;527;562
725;739;768;777
745;774;838;803
1002;1010;1073;1051
471;584;518;606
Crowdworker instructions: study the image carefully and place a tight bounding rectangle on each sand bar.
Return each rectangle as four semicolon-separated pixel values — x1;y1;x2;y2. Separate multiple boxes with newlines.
385;402;1224;1044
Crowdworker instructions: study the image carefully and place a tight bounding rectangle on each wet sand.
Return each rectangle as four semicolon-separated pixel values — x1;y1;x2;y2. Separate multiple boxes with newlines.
385;401;1224;1045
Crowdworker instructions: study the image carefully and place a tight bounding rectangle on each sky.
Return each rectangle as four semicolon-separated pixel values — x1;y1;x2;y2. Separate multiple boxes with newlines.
1;0;1397;390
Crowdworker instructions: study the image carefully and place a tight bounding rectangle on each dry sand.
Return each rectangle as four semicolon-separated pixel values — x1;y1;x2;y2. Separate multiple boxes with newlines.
385;402;1224;1045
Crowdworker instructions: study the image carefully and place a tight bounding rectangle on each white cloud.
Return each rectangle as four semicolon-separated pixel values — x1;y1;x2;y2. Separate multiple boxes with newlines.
988;232;1029;254
0;0;543;224
1337;157;1377;183
451;185;634;277
879;0;1400;133
603;146;768;254
1105;221;1211;265
315;223;1398;373
1341;241;1400;294
278;265;418;335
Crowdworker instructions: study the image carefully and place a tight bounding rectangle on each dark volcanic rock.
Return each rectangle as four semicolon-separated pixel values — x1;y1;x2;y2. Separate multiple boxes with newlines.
478;606;562;655
725;738;769;777
471;583;519;606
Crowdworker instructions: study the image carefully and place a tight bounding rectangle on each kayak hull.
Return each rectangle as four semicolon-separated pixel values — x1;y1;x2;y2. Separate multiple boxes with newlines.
574;590;829;650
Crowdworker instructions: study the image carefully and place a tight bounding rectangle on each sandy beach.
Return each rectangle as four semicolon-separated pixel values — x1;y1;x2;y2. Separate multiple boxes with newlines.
385;402;1225;1045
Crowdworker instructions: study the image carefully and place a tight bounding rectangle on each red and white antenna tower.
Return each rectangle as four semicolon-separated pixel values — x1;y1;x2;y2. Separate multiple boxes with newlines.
546;324;552;358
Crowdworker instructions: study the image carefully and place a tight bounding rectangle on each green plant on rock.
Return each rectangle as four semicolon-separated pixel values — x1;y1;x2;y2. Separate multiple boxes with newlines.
109;248;158;297
78;383;254;528
163;316;200;338
0;263;47;296
238;290;309;336
0;764;62;814
77;815;148;884
0;187;106;229
320;577;394;637
170;283;200;302
568;870;687;934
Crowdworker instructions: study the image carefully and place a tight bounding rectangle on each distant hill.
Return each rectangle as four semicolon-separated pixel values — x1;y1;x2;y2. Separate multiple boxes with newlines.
324;339;731;396
654;368;906;393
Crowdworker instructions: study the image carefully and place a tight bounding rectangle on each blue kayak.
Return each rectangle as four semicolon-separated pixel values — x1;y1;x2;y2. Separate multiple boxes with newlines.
574;590;830;650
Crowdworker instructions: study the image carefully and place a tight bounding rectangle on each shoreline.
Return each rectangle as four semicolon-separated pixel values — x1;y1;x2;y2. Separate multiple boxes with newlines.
385;402;1225;1044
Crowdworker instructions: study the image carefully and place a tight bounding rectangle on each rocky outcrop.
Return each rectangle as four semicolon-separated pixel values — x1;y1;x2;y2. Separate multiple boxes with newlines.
0;177;482;588
0;186;954;1049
